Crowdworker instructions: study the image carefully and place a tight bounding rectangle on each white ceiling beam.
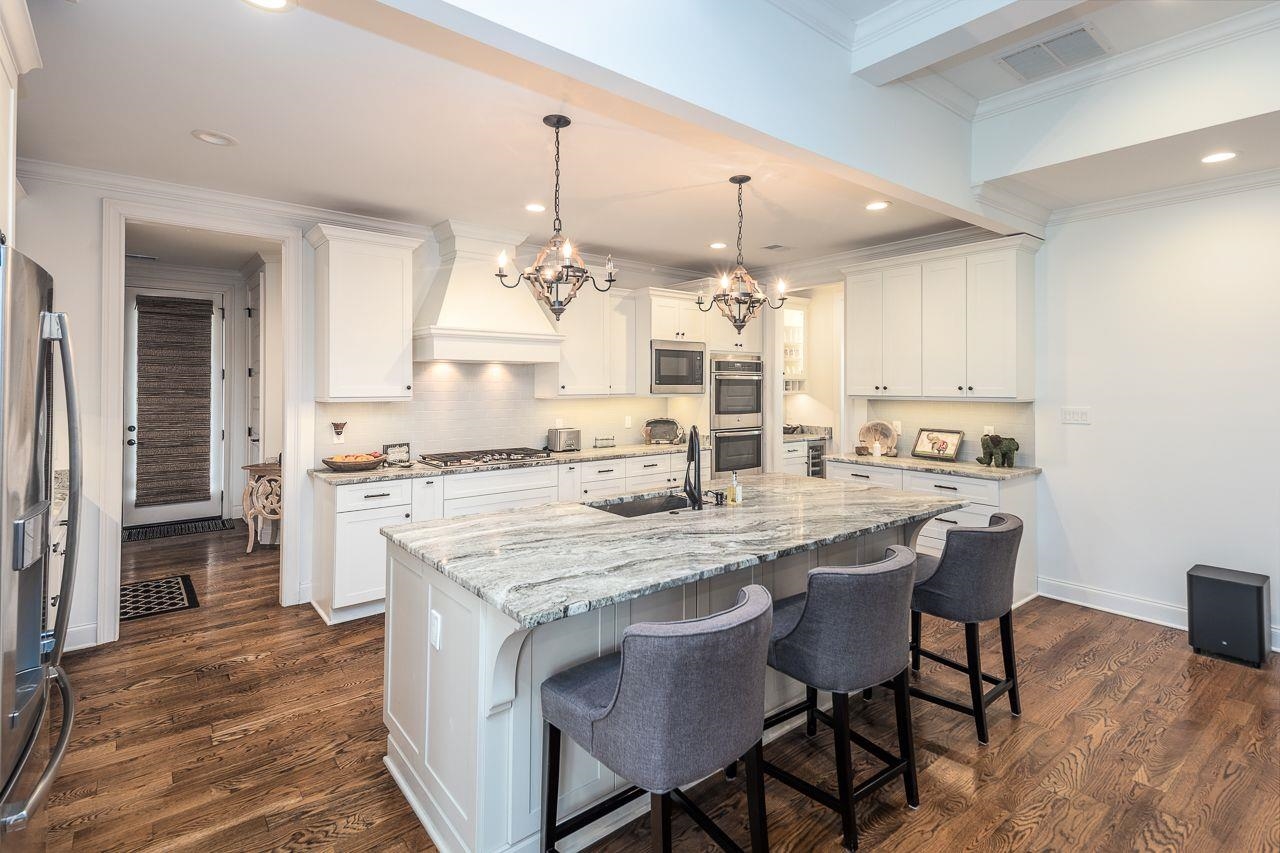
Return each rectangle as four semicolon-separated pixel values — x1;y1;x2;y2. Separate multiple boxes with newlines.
851;0;1085;86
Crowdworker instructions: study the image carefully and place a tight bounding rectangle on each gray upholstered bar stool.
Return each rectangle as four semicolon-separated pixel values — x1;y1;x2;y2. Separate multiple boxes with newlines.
540;585;773;853
759;545;919;852
909;512;1024;744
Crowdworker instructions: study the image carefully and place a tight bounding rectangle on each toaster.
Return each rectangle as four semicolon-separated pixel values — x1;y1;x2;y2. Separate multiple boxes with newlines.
547;428;581;452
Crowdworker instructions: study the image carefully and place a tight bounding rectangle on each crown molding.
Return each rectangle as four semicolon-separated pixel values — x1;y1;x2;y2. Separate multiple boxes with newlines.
902;70;978;121
763;0;856;52
0;0;42;88
971;181;1050;228
850;0;969;56
974;3;1280;121
17;159;431;239
838;232;1041;274
737;225;994;289
1047;166;1280;227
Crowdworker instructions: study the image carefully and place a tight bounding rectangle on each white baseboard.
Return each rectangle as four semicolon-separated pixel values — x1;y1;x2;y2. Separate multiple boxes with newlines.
64;622;99;652
1038;576;1280;652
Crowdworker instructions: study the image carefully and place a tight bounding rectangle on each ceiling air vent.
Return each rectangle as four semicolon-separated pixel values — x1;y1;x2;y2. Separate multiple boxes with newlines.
998;25;1108;82
761;244;791;252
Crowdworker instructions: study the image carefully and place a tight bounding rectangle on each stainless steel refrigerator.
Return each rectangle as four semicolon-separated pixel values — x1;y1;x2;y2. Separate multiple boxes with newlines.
0;244;81;848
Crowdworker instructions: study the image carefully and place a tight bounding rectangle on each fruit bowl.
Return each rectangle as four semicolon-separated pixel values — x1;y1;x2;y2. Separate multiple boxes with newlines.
322;453;384;472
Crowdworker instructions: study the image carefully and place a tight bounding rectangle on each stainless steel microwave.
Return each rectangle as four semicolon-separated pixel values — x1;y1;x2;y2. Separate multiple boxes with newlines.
650;340;705;394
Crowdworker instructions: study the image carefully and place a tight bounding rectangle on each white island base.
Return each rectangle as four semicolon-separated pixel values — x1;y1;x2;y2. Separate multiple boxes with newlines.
383;525;914;853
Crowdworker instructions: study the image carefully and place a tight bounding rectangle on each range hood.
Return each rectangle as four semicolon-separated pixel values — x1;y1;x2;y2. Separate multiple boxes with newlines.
413;220;564;363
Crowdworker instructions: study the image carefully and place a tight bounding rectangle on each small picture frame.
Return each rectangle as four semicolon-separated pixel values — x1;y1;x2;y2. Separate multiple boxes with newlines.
382;442;412;466
911;428;964;461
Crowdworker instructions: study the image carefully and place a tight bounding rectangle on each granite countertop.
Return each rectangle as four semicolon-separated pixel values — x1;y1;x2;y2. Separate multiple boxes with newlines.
309;443;710;486
308;440;711;481
382;473;965;628
783;433;829;443
823;453;1041;481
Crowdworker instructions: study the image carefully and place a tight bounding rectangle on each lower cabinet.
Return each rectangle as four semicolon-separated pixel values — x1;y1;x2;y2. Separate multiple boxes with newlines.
782;442;808;476
334;504;412;607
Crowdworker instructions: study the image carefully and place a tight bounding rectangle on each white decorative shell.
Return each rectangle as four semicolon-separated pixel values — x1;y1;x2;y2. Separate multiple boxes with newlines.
857;420;899;456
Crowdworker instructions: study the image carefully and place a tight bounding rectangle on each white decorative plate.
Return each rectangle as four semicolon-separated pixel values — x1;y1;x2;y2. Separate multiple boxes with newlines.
856;420;899;456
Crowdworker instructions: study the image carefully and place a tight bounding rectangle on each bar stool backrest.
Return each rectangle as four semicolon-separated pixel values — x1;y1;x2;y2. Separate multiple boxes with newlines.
771;545;917;694
924;513;1023;622
592;584;773;793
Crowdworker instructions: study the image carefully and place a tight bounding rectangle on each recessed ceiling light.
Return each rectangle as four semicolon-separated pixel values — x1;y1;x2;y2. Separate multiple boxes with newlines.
1200;151;1236;164
865;200;892;211
191;129;239;147
241;0;294;10
709;241;727;250
525;203;546;213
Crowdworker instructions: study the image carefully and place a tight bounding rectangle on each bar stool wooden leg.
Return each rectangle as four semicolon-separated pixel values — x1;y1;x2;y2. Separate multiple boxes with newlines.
651;792;673;853
542;723;561;853
999;611;1021;717
831;692;859;851
805;686;817;736
891;669;919;808
964;623;989;744
743;739;770;852
910;610;922;672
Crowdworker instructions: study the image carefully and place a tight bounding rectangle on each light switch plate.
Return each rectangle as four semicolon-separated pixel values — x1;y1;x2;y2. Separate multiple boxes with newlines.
555;417;564;429
625;415;632;429
429;610;442;650
1061;406;1092;425
891;420;902;435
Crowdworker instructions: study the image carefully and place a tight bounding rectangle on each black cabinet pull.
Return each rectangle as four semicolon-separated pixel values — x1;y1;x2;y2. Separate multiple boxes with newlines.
935;518;958;525
598;468;614;474
874;385;880;390
958;385;964;391
364;492;391;498
404;513;410;518
406;385;412;391
967;386;973;391
932;484;958;491
851;473;870;479
643;463;659;468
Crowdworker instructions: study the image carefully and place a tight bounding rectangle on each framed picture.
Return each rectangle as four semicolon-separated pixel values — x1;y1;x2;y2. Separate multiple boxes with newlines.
382;442;411;466
911;428;963;461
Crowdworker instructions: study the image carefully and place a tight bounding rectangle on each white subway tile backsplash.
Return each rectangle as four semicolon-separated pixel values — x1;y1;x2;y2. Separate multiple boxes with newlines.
866;399;1035;464
314;362;672;464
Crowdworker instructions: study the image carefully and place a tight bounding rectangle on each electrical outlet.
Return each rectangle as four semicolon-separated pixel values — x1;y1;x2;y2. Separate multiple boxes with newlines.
332;426;345;444
891;420;902;434
983;425;995;436
429;610;442;651
624;415;632;429
1061;406;1092;425
555;417;564;429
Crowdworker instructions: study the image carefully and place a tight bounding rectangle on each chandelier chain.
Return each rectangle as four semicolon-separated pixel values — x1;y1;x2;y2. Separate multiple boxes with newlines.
552;126;563;234
736;182;745;267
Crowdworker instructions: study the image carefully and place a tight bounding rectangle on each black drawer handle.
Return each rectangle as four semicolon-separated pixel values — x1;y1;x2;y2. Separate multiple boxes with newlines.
850;473;870;479
932;485;958;491
598;468;615;474
935;518;958;525
364;492;391;499
643;463;659;468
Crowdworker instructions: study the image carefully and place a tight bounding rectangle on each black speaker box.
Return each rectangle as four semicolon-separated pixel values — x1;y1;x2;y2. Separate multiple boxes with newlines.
1187;564;1271;668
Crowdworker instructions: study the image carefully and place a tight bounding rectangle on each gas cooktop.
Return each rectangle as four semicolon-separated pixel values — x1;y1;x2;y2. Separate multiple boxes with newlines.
419;447;551;468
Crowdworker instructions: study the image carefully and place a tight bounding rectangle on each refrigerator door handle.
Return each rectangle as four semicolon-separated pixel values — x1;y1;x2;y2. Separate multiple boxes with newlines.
0;666;75;833
41;311;81;668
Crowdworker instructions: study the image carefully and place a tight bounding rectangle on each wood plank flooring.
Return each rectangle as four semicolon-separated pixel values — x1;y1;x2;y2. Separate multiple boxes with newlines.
47;526;1279;851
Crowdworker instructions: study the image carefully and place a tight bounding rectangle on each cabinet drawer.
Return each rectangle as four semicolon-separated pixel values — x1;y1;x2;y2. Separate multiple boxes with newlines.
579;477;628;499
902;471;998;507
922;506;993;540
628;471;678;493
783;443;806;458
442;486;559;518
443;465;558;499
825;462;902;489
336;480;412;512
625;455;672;478
581;460;628;482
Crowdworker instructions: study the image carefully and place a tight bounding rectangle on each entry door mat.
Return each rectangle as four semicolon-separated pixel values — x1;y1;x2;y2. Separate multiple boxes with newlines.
122;518;235;542
120;574;200;622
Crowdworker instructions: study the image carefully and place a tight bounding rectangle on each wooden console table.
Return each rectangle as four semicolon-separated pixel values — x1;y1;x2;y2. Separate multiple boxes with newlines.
242;462;282;554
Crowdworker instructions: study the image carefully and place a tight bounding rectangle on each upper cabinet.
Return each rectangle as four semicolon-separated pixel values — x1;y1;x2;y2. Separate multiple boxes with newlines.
844;236;1039;401
308;224;423;402
648;292;706;342
534;291;636;397
782;297;809;393
706;303;762;354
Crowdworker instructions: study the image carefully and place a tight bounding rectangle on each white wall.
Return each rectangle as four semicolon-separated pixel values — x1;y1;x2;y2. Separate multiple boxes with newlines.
1035;180;1280;649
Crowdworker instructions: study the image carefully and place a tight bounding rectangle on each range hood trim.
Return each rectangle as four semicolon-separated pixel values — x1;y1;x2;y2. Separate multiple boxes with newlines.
412;325;565;364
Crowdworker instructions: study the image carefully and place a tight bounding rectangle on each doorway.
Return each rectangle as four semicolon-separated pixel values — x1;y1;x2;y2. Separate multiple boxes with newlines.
122;286;226;527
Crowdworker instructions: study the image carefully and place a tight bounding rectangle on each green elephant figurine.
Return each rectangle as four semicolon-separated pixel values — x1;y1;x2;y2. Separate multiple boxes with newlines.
977;434;1020;467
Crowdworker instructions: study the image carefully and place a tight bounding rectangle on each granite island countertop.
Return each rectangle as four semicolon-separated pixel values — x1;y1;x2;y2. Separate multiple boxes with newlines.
382;473;965;628
309;442;712;486
823;453;1041;481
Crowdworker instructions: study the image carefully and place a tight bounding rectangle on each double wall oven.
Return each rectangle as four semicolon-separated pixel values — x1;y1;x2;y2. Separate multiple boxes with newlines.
710;353;763;476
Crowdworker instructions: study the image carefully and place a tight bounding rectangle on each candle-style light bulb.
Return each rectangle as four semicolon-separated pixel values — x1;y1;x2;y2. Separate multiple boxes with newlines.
497;250;508;270
562;240;573;261
777;279;787;295
605;254;616;274
720;274;730;290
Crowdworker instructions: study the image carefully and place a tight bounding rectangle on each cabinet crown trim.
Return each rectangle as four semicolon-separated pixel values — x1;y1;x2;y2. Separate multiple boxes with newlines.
839;234;1041;276
306;223;425;251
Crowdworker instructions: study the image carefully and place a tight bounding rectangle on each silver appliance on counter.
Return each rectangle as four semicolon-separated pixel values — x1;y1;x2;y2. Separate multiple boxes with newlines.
650;339;705;394
0;245;82;850
711;353;762;430
547;428;581;452
642;418;684;445
710;352;764;476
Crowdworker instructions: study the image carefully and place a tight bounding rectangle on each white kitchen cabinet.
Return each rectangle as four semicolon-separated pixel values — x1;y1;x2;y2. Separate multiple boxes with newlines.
645;291;705;342
313;479;414;623
334;504;411;607
557;463;582;501
706;307;762;354
412;477;444;521
844;236;1039;400
824;460;902;488
306;224;423;402
535;292;636;397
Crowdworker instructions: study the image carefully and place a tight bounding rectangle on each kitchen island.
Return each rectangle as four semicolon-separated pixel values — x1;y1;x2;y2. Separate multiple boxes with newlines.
380;474;964;853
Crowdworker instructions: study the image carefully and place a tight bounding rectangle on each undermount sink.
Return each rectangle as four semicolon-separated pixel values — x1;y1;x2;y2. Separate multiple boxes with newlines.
590;493;693;518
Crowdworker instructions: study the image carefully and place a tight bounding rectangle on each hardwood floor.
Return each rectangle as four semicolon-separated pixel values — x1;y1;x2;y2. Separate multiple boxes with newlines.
48;527;1279;852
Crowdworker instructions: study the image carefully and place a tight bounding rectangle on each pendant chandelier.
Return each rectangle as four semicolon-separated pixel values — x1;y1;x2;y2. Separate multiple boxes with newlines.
496;114;615;321
697;175;785;334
